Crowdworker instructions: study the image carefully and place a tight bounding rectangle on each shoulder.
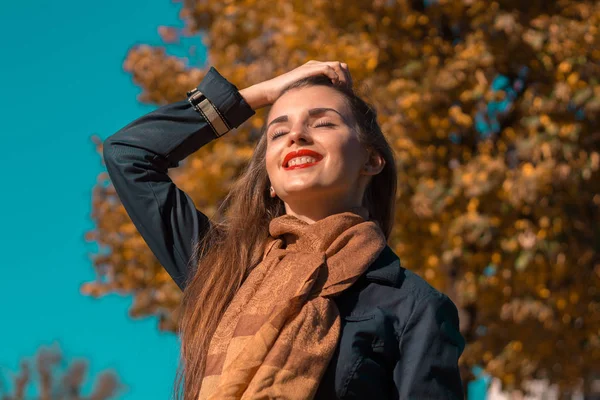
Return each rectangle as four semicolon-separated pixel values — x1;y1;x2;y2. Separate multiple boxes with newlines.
397;267;447;300
358;245;453;310
374;252;464;350
369;266;457;325
342;246;462;340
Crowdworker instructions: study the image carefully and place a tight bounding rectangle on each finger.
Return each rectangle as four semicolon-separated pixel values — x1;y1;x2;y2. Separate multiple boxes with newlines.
325;61;349;87
319;65;340;84
325;61;345;86
340;62;353;88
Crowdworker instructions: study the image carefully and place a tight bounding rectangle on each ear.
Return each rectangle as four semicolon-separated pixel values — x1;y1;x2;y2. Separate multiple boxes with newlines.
362;148;386;176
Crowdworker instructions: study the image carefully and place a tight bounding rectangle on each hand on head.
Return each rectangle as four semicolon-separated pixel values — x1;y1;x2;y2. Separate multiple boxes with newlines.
240;61;353;110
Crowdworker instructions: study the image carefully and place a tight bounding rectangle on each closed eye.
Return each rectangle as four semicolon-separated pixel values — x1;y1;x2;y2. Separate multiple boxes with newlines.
314;121;336;128
270;120;337;140
270;129;287;139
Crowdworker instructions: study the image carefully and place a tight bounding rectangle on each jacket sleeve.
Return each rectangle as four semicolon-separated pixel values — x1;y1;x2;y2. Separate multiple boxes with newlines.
102;67;255;290
393;293;466;399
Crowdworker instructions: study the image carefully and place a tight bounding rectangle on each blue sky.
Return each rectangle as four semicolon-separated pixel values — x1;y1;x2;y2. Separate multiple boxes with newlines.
0;0;204;398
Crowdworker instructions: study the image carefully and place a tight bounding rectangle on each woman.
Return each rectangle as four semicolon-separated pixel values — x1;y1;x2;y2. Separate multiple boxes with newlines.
103;61;465;400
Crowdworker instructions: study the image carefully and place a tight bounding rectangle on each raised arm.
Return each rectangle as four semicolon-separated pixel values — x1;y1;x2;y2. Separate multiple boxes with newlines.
103;61;353;290
102;67;255;290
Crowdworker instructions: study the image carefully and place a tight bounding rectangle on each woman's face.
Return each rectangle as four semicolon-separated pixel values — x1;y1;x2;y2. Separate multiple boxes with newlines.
265;85;370;212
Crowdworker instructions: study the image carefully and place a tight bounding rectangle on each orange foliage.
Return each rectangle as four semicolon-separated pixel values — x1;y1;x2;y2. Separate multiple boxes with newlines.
87;0;600;393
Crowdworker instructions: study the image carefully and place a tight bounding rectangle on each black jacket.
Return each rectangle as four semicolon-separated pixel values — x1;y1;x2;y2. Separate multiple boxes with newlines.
103;67;466;399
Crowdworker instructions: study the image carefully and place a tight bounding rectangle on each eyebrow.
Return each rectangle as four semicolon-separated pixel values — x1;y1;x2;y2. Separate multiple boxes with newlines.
266;107;345;129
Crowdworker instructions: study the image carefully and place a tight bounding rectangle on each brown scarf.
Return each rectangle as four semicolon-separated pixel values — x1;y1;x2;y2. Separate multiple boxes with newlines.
198;207;387;399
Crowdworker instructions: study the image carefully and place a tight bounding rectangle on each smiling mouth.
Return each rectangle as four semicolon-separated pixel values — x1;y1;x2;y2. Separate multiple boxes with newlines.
283;158;322;170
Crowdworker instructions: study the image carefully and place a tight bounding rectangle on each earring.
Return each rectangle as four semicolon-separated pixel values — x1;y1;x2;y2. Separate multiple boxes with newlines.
270;186;276;197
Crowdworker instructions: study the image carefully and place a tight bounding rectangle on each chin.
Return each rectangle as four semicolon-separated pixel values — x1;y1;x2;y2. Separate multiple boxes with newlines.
279;186;324;201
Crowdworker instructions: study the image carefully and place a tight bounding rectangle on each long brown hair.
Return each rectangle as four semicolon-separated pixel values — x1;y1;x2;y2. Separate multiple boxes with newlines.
172;75;398;400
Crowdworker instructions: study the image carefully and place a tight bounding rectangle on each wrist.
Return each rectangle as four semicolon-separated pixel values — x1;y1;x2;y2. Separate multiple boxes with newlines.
239;84;271;110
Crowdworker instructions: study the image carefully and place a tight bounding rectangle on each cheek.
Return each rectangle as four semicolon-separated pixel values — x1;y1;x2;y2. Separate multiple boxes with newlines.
329;141;364;175
265;149;280;179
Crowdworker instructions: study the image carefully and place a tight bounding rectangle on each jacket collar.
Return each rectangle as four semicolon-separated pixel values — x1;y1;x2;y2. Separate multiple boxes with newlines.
364;245;402;287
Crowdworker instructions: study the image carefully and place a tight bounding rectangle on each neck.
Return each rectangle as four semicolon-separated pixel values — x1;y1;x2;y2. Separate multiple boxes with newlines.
283;199;369;224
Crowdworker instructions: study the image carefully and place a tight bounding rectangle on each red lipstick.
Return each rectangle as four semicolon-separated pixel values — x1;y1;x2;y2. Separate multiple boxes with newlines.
282;149;324;170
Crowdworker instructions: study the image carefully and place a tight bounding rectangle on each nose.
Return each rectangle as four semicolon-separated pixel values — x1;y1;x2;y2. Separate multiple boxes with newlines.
286;121;312;146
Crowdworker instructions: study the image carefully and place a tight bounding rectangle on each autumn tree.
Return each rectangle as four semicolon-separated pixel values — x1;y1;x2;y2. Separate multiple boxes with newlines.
1;343;123;400
87;0;600;395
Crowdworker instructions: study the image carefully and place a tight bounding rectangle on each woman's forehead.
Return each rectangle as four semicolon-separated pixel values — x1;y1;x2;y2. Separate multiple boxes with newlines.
268;85;350;120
